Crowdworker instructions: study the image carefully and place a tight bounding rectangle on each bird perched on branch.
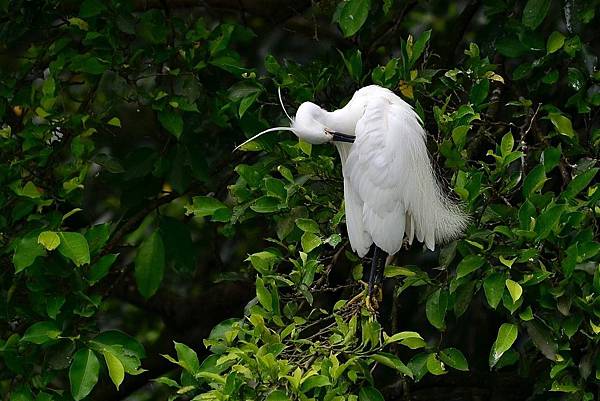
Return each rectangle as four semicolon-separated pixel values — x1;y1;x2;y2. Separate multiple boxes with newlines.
236;85;468;303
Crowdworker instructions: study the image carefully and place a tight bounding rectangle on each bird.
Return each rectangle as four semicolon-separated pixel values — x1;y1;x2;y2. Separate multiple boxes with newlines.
235;85;468;301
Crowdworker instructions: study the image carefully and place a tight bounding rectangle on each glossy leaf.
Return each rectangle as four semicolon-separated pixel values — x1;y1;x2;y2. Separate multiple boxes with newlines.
522;0;551;29
483;272;506;309
439;348;469;371
547;31;565;53
158;109;183;139
456;255;485;279
489;323;518;367
426;288;448;331
134;230;165;298
21;321;61;344
103;351;125;390
38;231;60;251
505;279;523;303
358;386;384;401
338;0;371;37
69;348;100;401
57;232;90;267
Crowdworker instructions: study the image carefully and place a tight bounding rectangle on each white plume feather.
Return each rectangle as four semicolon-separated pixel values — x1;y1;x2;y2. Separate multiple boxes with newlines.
336;86;468;256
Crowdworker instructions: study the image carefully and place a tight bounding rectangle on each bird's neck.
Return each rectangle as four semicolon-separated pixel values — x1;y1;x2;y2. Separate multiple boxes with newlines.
320;103;362;136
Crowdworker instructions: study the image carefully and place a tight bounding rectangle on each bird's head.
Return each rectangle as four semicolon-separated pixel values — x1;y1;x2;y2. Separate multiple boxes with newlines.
233;90;354;152
289;102;331;145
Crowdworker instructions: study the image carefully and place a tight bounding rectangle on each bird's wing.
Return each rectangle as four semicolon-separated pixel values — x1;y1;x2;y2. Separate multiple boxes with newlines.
344;95;467;255
335;142;372;257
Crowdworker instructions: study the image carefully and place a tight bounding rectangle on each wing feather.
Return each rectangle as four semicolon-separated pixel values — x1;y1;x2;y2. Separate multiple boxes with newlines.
335;142;371;257
344;94;468;255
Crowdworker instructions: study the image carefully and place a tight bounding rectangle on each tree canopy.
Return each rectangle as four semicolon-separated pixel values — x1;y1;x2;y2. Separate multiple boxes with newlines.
1;0;600;400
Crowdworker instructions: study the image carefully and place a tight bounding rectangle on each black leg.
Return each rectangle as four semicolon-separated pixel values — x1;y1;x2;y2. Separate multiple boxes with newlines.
368;245;388;297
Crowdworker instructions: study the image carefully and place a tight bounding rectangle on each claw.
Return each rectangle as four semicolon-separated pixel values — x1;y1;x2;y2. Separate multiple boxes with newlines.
365;285;381;312
366;294;378;312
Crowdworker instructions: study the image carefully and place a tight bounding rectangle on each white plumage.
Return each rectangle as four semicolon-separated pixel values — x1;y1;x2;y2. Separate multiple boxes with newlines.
333;86;468;256
236;85;468;258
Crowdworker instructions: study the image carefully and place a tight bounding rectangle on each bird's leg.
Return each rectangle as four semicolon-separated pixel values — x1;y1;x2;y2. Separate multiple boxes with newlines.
368;245;388;300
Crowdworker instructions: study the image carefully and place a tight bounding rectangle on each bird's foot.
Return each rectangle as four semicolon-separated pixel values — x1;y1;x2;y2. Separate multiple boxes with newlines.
353;281;382;312
365;285;383;312
365;294;378;312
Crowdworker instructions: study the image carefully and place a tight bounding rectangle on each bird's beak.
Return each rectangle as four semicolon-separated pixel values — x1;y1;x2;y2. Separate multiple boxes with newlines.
326;129;355;143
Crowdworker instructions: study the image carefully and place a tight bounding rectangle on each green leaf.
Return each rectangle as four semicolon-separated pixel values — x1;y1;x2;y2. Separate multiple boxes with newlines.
57;232;90;267
470;79;489;105
505;279;523;302
384;265;417;278
278;165;294;183
426;353;446;375
174;342;200;374
295;218;320;234
185;196;228;217
92;153;125;174
542;146;561;172
371;353;413;377
496;36;528;57
384;331;424;345
13;235;46;272
88;253;118;284
154;377;181;388
69;348;100;401
541;69;559;84
21;321;61;344
546;31;565;53
426;288;448;331
483;272;505;309
535;204;565;239
70;54;106;74
138;10;168;44
298;139;312;156
358;386;384;401
456;254;485;279
301;232;322;253
338;0;371;37
158;109;183;139
255;277;272;312
489;323;518;367
248;251;278;274
524;321;558;361
563;168;598;199
522;164;546;197
519;306;534;321
107;117;121;127
439;348;469;371
46;295;65;319
250;196;280;213
103;351;124;390
522;0;551;29
500;132;514;156
239;93;259;118
451;125;470;148
266;390;290;401
549;113;575;137
38;231;60;251
134;230;165;298
68;17;89;30
411;29;432;64
300;375;330;392
92;330;145;374
264;177;287;200
18;181;42;198
339;49;363;82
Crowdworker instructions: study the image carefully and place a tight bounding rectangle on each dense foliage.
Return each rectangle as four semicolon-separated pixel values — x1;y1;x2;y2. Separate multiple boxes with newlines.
1;0;599;400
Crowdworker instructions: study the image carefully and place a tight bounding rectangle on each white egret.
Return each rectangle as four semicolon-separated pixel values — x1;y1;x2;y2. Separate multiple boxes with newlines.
236;85;468;299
